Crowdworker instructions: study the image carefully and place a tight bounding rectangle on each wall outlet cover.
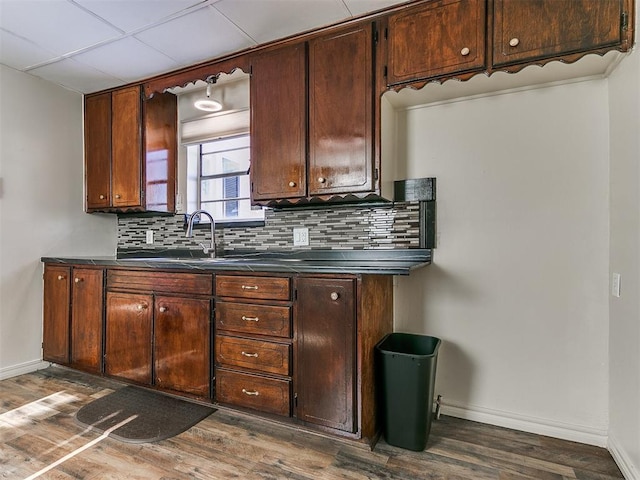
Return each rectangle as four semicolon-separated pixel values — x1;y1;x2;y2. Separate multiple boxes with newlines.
146;230;154;245
293;227;309;246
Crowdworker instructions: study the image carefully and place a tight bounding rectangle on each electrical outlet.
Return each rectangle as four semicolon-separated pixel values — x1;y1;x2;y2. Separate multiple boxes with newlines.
612;272;621;298
293;227;309;246
145;230;154;245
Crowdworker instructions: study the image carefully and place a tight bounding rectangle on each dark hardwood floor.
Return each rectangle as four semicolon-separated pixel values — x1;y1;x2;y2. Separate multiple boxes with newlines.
0;367;624;479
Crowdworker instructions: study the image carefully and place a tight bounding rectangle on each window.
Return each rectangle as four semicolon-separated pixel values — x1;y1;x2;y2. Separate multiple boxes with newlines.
186;134;264;224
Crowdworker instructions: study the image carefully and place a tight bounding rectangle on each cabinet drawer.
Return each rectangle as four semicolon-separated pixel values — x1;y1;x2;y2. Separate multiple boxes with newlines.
108;270;212;295
216;368;291;417
216;335;290;376
216;302;291;338
216;275;290;301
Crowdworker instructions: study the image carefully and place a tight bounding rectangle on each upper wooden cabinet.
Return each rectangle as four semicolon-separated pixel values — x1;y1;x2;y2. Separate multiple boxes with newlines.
492;0;630;67
84;85;177;213
386;0;487;86
308;23;374;197
385;0;633;88
250;44;307;202
250;21;378;205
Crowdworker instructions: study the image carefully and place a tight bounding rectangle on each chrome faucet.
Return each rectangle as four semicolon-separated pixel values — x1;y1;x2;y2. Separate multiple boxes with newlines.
185;210;216;257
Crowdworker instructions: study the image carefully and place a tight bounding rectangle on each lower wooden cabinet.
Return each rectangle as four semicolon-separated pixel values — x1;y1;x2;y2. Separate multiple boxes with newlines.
70;268;104;373
154;295;211;397
43;265;104;373
295;277;356;433
214;272;392;444
43;266;72;365
105;270;213;400
215;274;293;416
104;291;153;385
216;368;291;417
43;264;393;445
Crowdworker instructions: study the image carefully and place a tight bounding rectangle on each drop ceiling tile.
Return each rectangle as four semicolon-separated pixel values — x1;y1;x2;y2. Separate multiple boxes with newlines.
72;37;180;83
0;29;60;70
342;0;407;16
214;0;351;44
28;57;124;93
134;6;254;67
0;0;122;56
74;0;207;33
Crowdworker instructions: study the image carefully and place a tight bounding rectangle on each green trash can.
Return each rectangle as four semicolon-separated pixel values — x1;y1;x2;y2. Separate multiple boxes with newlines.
375;332;441;451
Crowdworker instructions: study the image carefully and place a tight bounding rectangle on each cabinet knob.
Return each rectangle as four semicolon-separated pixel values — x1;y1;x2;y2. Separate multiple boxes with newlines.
509;37;520;47
460;47;470;56
57;275;65;281
137;304;147;311
99;194;105;200
318;177;326;184
330;292;339;301
241;351;259;358
242;388;260;396
158;306;167;313
74;277;82;283
288;181;296;188
115;194;122;199
242;315;259;322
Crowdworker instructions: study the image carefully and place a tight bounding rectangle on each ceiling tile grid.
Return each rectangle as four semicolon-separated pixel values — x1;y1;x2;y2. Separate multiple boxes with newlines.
0;0;408;93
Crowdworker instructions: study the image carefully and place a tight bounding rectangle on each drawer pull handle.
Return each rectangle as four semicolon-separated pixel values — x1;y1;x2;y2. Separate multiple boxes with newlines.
158;306;167;313
241;285;259;290
241;351;258;358
242;315;259;322
242;389;259;396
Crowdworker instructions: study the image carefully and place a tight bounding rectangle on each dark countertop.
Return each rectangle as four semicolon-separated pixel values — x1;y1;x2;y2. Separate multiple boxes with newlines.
41;249;432;276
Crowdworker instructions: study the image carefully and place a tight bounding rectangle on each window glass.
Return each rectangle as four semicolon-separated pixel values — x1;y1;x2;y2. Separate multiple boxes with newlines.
186;133;264;223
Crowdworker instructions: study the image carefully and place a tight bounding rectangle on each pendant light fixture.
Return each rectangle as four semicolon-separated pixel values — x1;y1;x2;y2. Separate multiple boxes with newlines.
194;76;223;112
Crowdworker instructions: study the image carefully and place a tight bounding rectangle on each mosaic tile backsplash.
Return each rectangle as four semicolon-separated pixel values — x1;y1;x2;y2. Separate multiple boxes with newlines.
117;202;421;252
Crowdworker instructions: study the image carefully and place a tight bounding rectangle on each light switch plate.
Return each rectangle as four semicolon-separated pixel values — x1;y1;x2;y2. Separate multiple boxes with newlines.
293;227;309;246
146;230;154;245
612;272;621;297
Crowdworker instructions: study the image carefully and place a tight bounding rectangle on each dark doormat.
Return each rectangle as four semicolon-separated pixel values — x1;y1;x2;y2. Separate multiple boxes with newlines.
74;386;215;443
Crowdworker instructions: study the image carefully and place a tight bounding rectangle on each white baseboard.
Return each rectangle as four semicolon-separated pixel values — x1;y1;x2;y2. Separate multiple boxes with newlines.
0;359;50;381
609;434;640;480
441;401;608;447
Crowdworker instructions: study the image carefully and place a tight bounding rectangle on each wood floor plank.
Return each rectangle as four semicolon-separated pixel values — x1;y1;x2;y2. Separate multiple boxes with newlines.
0;367;625;480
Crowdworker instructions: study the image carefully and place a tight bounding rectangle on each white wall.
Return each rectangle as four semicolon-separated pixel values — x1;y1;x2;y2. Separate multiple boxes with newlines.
0;65;116;378
393;79;612;446
608;34;640;480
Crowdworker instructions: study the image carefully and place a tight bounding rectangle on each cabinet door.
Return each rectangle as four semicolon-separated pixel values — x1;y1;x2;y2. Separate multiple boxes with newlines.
105;292;152;384
70;268;104;374
154;296;211;397
295;277;356;432
143;92;177;213
251;44;307;201
493;0;624;67
43;266;71;364
84;93;111;210
111;86;142;208
387;0;486;85
309;24;374;196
